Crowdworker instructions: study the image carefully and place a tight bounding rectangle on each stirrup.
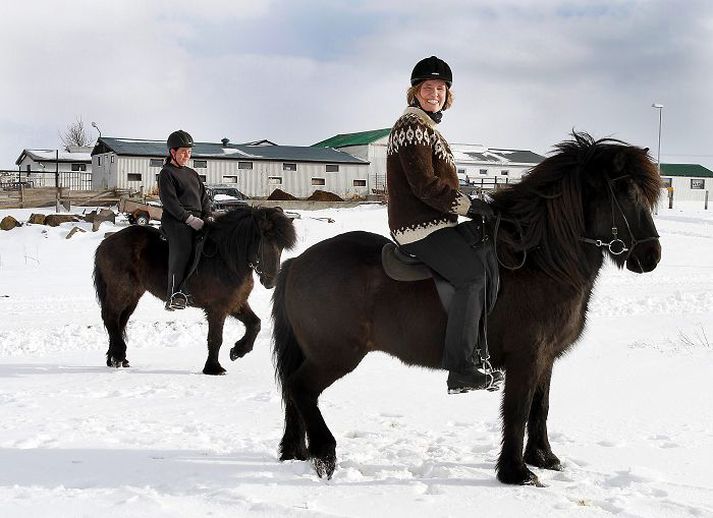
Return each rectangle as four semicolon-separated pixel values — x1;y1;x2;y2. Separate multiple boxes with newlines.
166;291;191;311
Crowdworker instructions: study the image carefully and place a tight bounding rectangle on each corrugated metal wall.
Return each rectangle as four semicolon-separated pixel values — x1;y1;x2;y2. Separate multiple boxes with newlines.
106;156;370;198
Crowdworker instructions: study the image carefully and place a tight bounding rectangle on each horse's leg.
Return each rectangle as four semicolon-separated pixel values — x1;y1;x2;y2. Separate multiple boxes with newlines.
497;359;541;486
286;359;359;479
524;364;563;471
103;298;138;369
279;398;308;461
203;311;227;375
229;301;260;361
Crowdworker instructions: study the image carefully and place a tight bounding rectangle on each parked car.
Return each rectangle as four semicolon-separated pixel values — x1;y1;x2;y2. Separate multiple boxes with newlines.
207;186;249;212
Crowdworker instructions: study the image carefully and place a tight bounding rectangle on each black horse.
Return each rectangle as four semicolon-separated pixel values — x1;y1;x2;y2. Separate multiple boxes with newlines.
272;133;662;485
94;206;296;374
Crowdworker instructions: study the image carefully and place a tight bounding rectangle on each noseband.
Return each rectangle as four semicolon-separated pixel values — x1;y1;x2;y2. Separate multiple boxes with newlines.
248;232;266;276
580;175;660;260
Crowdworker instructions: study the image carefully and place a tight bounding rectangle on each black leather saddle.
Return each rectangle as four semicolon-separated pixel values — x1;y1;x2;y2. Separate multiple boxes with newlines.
381;242;455;311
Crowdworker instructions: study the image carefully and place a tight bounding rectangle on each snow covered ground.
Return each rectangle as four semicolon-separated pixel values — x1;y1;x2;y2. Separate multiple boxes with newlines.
1;204;712;518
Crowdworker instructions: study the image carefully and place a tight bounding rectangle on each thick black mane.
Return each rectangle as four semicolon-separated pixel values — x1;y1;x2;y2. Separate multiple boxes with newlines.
490;132;661;287
209;206;297;275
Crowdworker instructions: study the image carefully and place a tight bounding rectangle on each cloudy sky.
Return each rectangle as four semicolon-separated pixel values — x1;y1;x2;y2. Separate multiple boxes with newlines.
1;0;711;170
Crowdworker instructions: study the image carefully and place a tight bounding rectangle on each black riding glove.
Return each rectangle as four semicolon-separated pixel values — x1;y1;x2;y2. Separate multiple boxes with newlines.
466;199;494;220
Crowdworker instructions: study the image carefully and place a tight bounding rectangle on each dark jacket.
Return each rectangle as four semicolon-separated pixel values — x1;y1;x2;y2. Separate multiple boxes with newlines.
158;163;211;222
386;106;471;245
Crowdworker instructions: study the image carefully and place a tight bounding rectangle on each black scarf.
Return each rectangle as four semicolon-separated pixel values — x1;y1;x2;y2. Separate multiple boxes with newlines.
411;101;443;124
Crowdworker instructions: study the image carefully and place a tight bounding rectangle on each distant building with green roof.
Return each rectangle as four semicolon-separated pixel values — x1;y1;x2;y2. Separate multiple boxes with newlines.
660;163;712;204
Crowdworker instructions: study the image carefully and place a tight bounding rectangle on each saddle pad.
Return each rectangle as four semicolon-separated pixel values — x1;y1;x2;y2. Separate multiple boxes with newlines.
381;243;432;282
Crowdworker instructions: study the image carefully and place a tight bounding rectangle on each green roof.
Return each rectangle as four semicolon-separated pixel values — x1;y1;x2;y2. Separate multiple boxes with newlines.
660;163;713;178
312;128;391;148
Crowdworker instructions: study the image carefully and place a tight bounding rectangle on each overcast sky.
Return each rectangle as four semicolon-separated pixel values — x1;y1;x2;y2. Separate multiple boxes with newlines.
1;0;711;170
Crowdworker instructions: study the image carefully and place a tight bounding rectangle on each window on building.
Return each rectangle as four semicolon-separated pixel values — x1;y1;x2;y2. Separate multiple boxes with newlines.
311;178;326;186
501;170;509;176
127;173;142;182
149;159;163;167
326;164;339;172
283;163;297;171
97;156;102;166
479;169;487;175
457;168;466;174
110;155;115;164
268;176;282;185
238;161;253;170
691;178;705;190
198;174;207;182
26;164;31;172
193;160;207;168
662;177;672;188
71;163;87;172
353;179;367;187
222;175;238;183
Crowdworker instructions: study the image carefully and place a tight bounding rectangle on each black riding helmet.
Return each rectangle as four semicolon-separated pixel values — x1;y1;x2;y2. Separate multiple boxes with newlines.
411;56;452;87
167;130;194;150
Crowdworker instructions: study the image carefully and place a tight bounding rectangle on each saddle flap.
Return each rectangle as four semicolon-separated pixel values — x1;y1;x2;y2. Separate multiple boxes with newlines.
381;243;433;282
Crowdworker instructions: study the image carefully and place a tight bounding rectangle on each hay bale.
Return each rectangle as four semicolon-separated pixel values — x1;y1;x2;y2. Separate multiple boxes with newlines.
44;214;80;227
267;189;298;201
307;190;343;202
1;215;20;230
28;213;46;225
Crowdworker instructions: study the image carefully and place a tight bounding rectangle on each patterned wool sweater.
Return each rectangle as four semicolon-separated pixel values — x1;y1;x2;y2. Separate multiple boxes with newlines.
386;106;471;244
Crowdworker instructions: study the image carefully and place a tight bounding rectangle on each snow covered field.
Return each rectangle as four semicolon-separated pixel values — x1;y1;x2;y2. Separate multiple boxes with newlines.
1;204;712;518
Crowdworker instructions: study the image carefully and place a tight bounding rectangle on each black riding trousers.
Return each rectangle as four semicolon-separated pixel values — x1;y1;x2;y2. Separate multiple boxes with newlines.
161;216;195;298
401;222;499;372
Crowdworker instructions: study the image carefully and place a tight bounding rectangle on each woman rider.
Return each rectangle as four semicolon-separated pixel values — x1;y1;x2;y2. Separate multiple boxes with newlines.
386;56;503;393
158;129;212;310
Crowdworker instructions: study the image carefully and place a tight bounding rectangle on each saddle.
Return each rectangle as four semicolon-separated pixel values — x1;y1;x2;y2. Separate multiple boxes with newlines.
381;242;455;312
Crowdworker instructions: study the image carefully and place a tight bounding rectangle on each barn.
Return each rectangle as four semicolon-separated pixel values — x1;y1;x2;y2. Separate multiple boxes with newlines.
90;137;370;199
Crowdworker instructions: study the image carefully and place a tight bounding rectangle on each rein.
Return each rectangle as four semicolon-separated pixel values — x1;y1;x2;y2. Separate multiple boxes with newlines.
493;214;528;271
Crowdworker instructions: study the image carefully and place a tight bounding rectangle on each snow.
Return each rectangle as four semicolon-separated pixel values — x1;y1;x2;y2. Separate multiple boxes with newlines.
0;204;712;517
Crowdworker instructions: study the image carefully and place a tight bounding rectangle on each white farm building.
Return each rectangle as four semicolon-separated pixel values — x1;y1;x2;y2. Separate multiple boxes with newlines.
90;137;370;199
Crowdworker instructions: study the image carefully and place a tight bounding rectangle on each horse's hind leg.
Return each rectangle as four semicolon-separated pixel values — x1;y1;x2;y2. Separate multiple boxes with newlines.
203;311;227;375
103;300;138;368
229;301;260;361
524;364;563;471
286;358;361;479
279;398;307;461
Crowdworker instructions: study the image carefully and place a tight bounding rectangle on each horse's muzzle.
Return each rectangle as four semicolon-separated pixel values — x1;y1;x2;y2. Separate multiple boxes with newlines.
260;275;276;289
626;239;661;273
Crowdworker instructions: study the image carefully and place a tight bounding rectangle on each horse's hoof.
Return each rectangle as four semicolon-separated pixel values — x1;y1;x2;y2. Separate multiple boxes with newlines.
280;444;309;462
203;364;227;375
497;463;541;486
524;448;563;471
229;340;252;361
108;358;130;368
313;454;336;479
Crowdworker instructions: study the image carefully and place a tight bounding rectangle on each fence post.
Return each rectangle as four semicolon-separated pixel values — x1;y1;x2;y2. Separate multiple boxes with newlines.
705;190;709;210
20;183;25;208
668;188;674;209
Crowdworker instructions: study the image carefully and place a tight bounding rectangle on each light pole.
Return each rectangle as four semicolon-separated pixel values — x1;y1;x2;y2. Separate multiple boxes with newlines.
91;121;102;141
651;103;663;174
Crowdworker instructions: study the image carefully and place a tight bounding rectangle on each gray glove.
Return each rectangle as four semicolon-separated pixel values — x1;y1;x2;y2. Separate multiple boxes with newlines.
185;214;204;231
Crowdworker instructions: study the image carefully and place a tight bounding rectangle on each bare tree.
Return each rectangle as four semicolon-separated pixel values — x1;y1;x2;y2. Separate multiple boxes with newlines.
59;116;92;150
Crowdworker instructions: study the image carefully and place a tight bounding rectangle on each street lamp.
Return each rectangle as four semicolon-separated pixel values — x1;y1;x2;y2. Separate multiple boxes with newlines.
651;103;663;174
91;121;102;140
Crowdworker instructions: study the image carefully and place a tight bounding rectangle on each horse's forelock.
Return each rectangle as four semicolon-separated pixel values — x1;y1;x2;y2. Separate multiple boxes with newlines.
257;207;297;250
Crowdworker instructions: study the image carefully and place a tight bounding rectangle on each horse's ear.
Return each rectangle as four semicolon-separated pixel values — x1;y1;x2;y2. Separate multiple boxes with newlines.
643;147;650;154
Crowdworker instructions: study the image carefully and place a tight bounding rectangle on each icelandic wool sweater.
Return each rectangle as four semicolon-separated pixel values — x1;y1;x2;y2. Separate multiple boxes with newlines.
158;163;211;223
386;106;471;245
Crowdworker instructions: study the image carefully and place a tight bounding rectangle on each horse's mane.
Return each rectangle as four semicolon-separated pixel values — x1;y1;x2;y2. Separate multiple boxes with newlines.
208;206;297;275
490;131;661;288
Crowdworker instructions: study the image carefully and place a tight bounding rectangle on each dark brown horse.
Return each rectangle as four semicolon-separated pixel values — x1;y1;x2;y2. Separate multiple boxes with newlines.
271;133;662;485
94;206;296;374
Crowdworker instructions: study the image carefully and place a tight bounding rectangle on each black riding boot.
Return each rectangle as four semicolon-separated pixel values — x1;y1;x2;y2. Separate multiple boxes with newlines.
162;217;195;310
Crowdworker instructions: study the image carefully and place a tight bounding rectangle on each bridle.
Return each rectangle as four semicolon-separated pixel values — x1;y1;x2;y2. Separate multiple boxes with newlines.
248;232;266;276
579;175;660;261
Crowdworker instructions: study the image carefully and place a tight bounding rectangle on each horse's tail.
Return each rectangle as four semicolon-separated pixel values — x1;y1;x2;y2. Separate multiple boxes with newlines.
272;258;304;400
93;245;109;312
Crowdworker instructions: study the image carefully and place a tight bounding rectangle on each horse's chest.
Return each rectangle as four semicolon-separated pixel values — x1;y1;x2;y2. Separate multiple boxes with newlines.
549;293;590;356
